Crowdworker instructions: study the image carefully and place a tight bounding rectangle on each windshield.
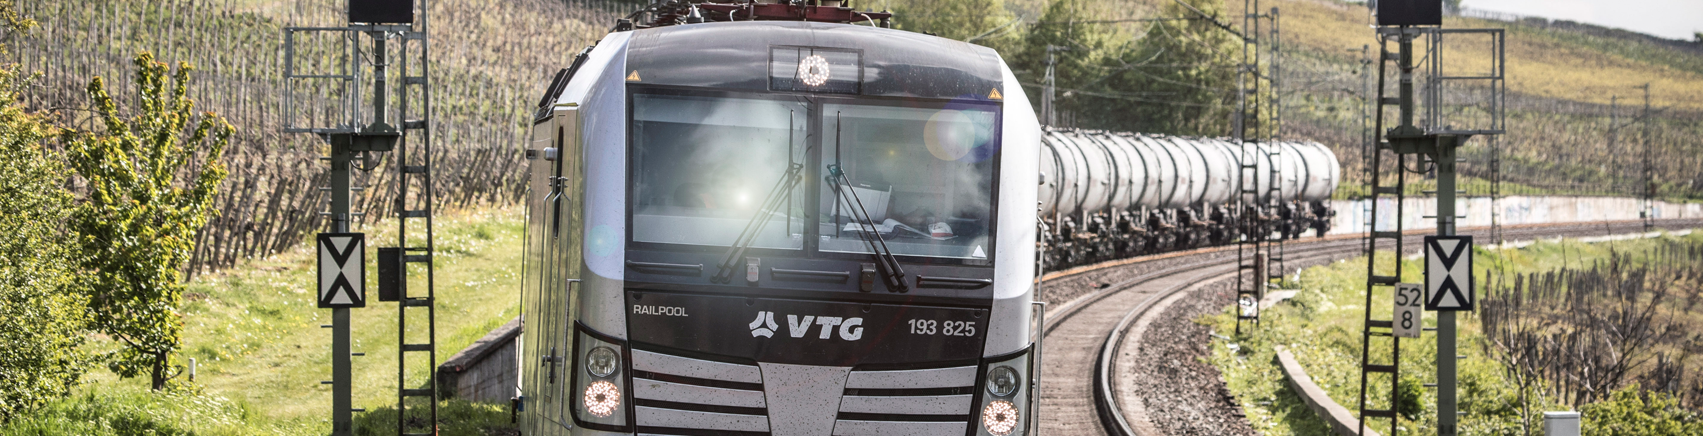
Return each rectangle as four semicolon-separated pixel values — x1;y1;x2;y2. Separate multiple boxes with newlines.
630;93;809;249
819;103;999;260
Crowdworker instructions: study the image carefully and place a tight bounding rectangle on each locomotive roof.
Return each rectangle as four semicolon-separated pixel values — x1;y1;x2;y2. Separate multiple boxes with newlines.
625;21;1006;100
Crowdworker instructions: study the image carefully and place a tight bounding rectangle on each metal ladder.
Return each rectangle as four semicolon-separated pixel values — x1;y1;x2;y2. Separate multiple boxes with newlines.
1355;31;1410;436
1234;0;1275;334
1265;6;1285;289
391;16;439;435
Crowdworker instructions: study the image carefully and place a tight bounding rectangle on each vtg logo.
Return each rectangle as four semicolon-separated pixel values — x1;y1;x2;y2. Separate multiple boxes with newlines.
748;311;864;341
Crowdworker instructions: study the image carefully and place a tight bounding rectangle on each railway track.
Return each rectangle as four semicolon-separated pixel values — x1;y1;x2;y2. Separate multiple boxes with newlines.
1035;219;1703;436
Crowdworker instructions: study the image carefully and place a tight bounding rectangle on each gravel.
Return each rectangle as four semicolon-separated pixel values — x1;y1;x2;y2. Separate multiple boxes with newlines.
1125;279;1257;436
1108;219;1703;436
1038;250;1239;307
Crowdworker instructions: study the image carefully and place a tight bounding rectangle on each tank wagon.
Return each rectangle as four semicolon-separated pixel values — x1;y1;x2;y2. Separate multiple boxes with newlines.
519;2;1044;435
1037;130;1339;268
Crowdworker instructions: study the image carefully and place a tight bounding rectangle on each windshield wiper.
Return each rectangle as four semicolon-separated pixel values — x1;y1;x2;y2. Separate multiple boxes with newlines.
825;164;909;293
712;161;804;284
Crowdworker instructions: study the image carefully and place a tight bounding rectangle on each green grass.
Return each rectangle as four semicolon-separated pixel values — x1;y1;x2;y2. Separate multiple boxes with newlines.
1206;230;1703;435
1;206;527;435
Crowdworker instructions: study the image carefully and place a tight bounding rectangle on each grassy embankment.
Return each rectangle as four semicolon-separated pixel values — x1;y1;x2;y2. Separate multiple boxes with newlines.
0;207;527;436
1207;230;1703;435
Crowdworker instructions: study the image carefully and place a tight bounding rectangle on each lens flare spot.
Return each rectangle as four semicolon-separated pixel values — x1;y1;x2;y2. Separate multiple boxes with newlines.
924;109;976;161
588;225;618;258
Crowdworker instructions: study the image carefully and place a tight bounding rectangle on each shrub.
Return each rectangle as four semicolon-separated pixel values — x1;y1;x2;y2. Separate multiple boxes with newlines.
0;39;88;422
64;52;231;391
1581;384;1703;436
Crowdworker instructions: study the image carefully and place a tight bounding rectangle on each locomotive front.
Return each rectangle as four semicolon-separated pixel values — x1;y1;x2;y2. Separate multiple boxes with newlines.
521;16;1042;436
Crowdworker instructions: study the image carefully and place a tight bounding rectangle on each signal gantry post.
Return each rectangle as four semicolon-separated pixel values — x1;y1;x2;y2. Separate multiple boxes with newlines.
1357;2;1504;434
284;1;437;435
1234;1;1279;334
1641;84;1654;232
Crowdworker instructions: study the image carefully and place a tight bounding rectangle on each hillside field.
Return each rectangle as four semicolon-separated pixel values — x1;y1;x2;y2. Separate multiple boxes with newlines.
1;207;527;436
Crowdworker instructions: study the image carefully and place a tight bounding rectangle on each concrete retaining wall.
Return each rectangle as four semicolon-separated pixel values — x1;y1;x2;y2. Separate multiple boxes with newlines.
1275;346;1380;436
437;317;520;403
1329;196;1703;235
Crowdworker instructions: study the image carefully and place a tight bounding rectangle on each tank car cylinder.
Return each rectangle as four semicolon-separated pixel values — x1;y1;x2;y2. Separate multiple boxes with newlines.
1133;136;1187;209
1038;135;1064;216
1291;141;1341;202
1098;134;1146;212
1189;137;1238;206
1205;138;1245;205
1063;131;1113;215
1276;142;1301;201
1151;137;1199;207
1039;130;1089;218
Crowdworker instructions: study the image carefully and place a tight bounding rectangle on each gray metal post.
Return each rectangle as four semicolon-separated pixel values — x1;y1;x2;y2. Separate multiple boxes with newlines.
1609;96;1617;180
1641;84;1652;231
1435;142;1458;436
1042;50;1053;126
329;138;354;436
1386;27;1462;436
1399;35;1414;130
1042;45;1070;127
372;33;388;126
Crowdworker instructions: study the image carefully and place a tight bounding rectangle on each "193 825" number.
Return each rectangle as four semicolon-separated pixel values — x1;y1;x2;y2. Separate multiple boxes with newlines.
909;319;975;336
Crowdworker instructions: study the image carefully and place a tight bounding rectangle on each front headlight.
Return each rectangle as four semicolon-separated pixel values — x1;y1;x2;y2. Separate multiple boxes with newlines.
977;346;1033;435
583;380;622;417
572;323;629;431
587;346;619;377
981;400;1020;435
987;366;1020;397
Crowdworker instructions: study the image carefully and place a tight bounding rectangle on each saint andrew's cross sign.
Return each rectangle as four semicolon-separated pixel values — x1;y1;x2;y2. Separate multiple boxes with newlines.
1424;235;1474;311
318;233;366;308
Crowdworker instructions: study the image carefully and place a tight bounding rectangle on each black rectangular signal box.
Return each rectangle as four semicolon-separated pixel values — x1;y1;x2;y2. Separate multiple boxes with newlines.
350;0;415;24
377;247;403;301
1377;0;1442;26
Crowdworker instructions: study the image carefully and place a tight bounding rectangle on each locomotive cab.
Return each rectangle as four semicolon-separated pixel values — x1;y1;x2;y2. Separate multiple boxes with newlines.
521;16;1042;436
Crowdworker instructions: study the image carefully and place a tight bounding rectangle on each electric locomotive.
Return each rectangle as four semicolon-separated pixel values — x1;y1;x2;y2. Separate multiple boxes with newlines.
519;2;1042;435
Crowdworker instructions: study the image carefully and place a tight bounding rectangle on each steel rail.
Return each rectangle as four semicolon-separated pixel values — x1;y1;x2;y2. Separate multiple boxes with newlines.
1091;248;1361;436
1035;218;1702;436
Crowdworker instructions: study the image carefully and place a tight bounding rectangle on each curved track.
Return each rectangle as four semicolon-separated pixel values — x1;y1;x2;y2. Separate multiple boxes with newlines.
1036;219;1703;436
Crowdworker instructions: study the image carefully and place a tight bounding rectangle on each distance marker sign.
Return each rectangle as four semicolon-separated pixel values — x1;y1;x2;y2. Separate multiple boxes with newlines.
1394;283;1424;338
317;233;366;308
1424;235;1473;311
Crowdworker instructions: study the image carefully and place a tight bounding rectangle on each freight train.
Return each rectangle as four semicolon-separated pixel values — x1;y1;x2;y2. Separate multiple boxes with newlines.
516;1;1337;435
1038;130;1339;268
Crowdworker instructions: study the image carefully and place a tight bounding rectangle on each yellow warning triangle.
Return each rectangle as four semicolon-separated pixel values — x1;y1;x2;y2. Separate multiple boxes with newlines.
627;71;641;81
988;88;1003;100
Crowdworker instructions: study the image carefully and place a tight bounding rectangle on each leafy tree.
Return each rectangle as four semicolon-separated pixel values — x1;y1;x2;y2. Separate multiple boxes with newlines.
1076;0;1242;135
63;53;231;391
1011;0;1126;124
0;54;91;428
0;0;90;423
0;0;28;35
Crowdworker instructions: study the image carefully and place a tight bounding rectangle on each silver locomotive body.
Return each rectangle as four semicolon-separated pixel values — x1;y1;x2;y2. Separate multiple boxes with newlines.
1037;130;1339;268
520;19;1043;436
